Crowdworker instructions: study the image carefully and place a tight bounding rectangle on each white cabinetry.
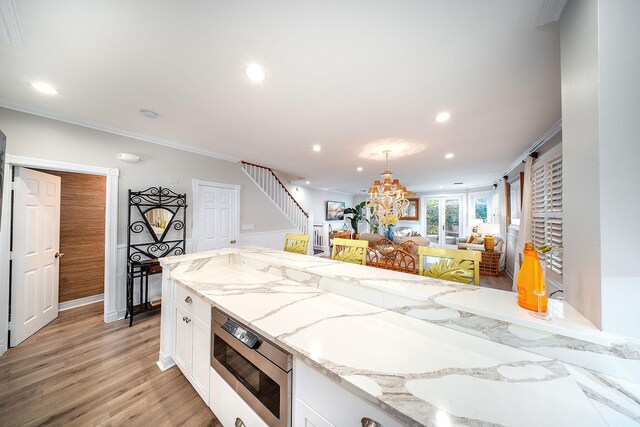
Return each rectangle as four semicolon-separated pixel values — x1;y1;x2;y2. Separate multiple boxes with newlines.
294;360;402;427
295;398;334;427
210;367;268;427
173;282;210;404
173;303;192;374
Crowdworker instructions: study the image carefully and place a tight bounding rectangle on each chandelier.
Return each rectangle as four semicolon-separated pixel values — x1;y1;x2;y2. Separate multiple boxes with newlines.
367;150;415;221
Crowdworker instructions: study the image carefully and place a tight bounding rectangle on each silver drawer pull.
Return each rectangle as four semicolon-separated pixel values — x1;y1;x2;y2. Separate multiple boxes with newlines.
185;317;191;324
185;296;193;304
362;417;383;427
235;417;245;427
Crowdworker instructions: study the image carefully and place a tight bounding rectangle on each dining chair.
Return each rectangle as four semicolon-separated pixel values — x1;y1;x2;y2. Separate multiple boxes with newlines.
283;233;310;255
380;248;416;274
331;238;369;266
397;239;419;257
366;247;380;268
371;237;394;248
418;247;481;285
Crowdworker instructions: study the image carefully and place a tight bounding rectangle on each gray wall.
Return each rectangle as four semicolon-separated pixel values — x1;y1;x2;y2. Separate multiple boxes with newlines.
561;0;640;337
0;108;293;244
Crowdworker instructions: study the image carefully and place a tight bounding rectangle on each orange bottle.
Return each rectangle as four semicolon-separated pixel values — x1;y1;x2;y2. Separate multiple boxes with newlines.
517;242;547;312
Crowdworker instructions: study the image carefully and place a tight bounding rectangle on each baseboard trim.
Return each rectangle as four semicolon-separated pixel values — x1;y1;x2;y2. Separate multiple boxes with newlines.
59;294;104;311
157;351;175;371
104;308;127;323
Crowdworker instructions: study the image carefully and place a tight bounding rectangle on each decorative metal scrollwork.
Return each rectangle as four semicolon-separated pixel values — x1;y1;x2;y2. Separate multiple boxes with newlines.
127;187;187;264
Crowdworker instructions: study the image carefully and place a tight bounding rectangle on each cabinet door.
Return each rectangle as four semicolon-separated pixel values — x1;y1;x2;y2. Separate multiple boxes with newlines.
295;398;335;427
174;303;192;375
191;316;210;402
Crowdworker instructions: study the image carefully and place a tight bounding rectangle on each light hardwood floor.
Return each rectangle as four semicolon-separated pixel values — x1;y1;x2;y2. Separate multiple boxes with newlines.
0;303;220;427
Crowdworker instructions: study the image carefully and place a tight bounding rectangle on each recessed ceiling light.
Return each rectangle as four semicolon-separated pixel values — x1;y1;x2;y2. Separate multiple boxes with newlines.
357;167;363;172
444;153;454;159
245;64;266;82
30;81;58;95
139;109;158;119
435;111;451;122
305;181;310;184
312;145;322;152
439;186;444;189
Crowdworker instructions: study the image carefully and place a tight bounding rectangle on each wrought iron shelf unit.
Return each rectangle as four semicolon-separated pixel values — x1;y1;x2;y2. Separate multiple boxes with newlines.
126;187;187;326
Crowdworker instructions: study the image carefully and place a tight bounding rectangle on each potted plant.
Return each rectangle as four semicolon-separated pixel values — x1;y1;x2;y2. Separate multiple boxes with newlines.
344;201;370;239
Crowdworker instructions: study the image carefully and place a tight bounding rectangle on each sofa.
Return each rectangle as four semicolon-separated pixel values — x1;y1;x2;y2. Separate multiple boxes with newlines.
457;235;506;269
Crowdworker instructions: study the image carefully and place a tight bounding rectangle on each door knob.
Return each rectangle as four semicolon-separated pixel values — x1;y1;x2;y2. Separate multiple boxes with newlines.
230;240;237;244
55;252;65;259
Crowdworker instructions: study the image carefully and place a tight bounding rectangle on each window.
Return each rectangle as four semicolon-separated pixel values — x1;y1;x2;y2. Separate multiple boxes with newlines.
530;151;563;282
474;196;488;223
491;189;500;224
510;179;521;225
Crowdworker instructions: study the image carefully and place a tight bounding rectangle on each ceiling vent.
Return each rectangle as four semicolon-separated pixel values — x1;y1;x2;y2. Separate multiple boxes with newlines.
534;0;569;27
0;0;23;46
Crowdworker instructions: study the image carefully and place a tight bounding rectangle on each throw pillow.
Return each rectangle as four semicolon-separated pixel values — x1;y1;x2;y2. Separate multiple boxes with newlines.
472;237;485;245
467;233;481;243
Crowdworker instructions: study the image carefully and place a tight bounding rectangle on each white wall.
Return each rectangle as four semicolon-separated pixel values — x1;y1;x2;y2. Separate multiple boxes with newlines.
561;0;640;338
0;108;294;245
561;0;602;329
596;0;640;338
275;172;353;228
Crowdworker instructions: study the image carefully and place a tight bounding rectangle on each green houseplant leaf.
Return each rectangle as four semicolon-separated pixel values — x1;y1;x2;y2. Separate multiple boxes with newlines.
344;201;370;232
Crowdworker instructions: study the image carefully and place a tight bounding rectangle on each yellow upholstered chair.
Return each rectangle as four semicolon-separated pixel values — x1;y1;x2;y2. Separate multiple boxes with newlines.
283;233;310;255
418;246;481;285
331;238;369;266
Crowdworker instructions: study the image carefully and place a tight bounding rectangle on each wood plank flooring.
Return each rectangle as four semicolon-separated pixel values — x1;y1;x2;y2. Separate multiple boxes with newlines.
0;303;220;427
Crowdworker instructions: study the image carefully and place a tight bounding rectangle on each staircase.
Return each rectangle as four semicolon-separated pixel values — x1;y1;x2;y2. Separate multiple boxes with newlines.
241;161;312;235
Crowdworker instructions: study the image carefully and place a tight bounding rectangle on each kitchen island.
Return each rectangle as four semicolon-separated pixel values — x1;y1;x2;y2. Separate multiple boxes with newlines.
158;247;640;427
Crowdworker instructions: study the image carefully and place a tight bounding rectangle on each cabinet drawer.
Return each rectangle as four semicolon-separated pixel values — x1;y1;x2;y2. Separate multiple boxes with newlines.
210;367;268;427
174;281;210;324
295;398;335;427
294;360;402;427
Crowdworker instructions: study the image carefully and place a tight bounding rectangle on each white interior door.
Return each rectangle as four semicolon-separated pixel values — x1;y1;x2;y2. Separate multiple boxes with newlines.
195;184;237;251
11;167;61;346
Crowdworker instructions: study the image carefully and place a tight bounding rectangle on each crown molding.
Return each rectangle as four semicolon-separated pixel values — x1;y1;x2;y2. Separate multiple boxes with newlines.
0;100;241;163
0;0;23;46
534;0;569;27
499;118;562;181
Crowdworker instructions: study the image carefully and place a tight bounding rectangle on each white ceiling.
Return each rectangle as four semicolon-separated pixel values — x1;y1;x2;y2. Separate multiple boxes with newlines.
0;0;561;194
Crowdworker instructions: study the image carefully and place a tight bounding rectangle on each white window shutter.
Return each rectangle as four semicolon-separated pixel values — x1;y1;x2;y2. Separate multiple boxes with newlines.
530;152;563;278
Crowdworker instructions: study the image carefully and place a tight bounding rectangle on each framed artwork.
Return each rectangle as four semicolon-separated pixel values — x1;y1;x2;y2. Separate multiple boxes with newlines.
326;200;345;221
400;198;420;220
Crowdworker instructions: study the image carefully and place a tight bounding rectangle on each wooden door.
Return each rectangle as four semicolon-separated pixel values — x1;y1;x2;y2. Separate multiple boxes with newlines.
11;167;61;346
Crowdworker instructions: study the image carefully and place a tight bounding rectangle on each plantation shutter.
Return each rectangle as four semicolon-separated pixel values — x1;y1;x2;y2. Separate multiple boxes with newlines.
530;152;563;281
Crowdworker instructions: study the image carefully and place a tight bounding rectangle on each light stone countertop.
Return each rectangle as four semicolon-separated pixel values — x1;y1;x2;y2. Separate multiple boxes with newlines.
160;246;640;427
